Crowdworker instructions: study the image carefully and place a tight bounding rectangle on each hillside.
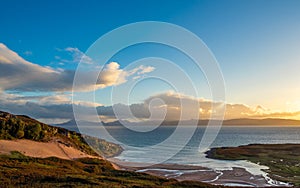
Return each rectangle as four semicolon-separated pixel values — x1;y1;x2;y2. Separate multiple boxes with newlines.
0;111;219;187
0;111;122;158
0;151;221;188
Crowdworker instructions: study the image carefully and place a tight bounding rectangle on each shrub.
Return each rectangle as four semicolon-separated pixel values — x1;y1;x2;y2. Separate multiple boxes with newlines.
16;130;25;138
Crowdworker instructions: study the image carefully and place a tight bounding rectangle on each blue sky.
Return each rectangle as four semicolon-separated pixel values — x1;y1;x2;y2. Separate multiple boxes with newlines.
1;0;300;122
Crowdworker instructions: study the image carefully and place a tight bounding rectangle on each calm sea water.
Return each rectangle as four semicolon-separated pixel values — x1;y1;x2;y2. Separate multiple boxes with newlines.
64;125;300;174
62;124;300;186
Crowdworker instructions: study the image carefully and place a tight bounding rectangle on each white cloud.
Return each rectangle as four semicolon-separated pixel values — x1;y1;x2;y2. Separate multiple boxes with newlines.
0;43;75;91
0;90;102;122
1;90;300;123
0;43;156;122
138;65;155;74
0;43;155;92
2;43;298;122
97;62;155;88
97;92;300;121
97;62;125;87
64;47;94;64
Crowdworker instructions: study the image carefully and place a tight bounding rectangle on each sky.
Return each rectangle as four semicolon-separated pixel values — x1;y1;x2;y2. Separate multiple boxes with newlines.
0;0;300;123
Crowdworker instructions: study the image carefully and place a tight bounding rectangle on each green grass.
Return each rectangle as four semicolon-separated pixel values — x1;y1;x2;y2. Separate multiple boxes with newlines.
0;111;123;157
0;111;222;187
206;144;300;186
0;151;220;188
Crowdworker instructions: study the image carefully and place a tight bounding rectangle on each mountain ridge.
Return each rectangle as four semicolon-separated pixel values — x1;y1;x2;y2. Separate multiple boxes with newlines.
59;117;300;126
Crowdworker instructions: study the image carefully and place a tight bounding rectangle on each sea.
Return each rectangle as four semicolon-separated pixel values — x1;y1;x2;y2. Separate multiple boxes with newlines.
64;125;300;179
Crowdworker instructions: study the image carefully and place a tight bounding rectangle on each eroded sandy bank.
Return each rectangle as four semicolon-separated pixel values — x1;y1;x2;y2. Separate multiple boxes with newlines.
0;139;101;160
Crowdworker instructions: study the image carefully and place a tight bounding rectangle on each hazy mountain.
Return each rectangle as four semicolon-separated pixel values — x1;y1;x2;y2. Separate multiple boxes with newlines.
58;118;300;126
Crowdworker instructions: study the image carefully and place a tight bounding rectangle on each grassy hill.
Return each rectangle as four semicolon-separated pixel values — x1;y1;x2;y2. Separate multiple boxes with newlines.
0;111;220;187
0;151;220;187
0;111;122;158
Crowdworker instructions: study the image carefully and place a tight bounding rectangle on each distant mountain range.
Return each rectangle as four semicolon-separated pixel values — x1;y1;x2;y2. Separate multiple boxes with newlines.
221;118;300;125
58;118;300;126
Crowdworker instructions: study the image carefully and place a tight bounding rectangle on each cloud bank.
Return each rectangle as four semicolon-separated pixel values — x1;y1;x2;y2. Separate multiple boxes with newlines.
0;43;75;91
0;43;156;123
1;90;300;124
0;43;155;92
96;92;300;122
0;43;299;123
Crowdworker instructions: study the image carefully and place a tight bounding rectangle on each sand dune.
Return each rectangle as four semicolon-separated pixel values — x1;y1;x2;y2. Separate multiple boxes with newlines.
0;139;101;160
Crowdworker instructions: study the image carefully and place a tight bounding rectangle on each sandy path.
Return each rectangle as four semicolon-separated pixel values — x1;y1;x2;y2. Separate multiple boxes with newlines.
0;139;101;160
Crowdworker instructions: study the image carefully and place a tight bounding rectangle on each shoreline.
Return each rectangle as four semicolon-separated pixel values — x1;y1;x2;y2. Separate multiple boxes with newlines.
107;158;284;187
205;144;299;186
0;138;292;187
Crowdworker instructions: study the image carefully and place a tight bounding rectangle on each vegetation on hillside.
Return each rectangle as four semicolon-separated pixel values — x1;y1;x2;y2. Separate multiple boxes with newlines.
0;111;122;157
206;144;300;186
0;151;220;188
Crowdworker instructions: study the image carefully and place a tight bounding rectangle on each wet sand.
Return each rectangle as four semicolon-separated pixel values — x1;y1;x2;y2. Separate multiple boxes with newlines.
108;158;280;187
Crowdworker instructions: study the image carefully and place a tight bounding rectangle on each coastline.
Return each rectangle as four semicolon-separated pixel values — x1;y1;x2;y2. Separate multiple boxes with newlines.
0;139;288;187
0;137;292;187
107;157;283;187
205;144;300;186
62;124;298;187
